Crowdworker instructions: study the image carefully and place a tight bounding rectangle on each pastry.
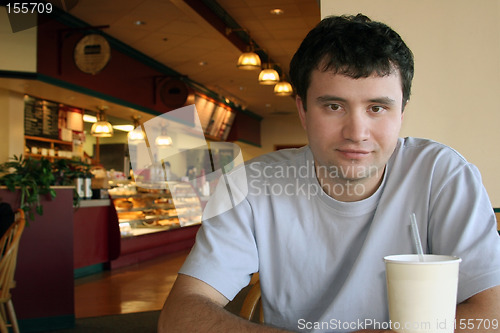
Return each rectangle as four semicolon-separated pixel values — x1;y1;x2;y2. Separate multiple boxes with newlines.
114;199;133;210
118;211;144;220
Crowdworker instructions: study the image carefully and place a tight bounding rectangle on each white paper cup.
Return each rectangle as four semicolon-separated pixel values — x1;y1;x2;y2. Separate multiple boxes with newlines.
384;254;461;333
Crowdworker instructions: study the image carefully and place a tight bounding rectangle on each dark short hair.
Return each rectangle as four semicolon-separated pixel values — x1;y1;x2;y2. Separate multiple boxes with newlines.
289;14;414;110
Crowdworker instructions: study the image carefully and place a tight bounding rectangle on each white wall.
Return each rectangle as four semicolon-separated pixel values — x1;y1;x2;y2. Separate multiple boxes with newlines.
0;89;26;162
261;114;307;152
234;113;308;161
321;0;500;206
0;7;37;161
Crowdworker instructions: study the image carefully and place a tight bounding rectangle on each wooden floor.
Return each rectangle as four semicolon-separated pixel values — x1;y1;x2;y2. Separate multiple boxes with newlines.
74;249;190;318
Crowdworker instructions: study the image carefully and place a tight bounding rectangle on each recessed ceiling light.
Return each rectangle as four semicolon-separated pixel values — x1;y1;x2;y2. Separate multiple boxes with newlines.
198;61;208;66
113;124;135;132
83;114;97;123
134;20;146;25
270;8;284;15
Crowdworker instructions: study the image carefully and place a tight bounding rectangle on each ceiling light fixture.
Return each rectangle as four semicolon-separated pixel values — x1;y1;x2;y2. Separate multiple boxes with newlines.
90;106;113;137
128;115;145;141
237;50;261;70
83;114;97;123
270;8;284;15
155;136;173;146
274;80;294;96
227;27;262;70
259;57;279;85
259;68;280;85
113;124;134;132
155;121;173;147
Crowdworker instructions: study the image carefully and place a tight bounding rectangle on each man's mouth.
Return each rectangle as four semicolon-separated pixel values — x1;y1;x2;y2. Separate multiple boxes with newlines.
337;148;371;159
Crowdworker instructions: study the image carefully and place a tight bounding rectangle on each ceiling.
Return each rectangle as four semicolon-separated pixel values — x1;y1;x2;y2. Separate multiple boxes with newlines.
63;0;321;120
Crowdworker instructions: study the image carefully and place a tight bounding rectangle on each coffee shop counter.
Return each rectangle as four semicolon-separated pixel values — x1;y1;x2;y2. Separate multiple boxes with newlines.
73;198;121;271
73;187;202;272
107;181;202;269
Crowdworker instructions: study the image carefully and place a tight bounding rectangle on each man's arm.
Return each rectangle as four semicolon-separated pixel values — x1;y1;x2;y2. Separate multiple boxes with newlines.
455;285;500;332
158;273;291;333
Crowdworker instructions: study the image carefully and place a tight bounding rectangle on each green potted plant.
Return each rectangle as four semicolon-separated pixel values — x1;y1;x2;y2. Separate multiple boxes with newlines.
0;155;92;221
0;155;56;221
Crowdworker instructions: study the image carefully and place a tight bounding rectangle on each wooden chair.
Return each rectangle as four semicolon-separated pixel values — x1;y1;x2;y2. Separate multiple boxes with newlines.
239;280;264;323
495;211;500;231
0;209;26;333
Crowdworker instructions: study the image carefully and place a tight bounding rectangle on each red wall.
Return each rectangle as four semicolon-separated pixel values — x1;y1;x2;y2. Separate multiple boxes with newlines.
37;18;178;115
36;15;261;145
227;112;261;146
1;188;74;321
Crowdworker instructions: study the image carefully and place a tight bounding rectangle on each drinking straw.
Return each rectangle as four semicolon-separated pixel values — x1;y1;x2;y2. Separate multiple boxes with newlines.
410;213;425;262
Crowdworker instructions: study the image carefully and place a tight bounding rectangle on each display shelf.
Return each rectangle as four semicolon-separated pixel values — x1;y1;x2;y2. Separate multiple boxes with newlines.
24;153;70;160
109;181;202;238
24;135;73;160
25;135;72;145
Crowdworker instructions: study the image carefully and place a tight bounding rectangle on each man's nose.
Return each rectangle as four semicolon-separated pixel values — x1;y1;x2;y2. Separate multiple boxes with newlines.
342;111;370;142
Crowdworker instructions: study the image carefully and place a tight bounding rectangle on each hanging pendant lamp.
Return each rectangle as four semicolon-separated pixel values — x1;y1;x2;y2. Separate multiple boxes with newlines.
128;115;145;141
274;80;294;96
259;68;280;85
91;107;113;137
237;51;261;70
155;122;173;147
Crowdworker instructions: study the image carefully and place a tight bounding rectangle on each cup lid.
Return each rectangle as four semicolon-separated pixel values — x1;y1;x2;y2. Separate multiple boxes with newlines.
384;254;462;264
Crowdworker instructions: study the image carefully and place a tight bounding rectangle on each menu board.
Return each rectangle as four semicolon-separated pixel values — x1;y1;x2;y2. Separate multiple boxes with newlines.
194;94;236;140
194;95;216;130
24;96;60;139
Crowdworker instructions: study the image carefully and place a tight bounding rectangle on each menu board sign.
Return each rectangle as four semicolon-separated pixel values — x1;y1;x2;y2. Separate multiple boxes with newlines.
194;94;236;140
24;96;60;139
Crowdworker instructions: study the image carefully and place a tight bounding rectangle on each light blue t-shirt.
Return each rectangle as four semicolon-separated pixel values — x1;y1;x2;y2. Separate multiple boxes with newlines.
179;137;500;332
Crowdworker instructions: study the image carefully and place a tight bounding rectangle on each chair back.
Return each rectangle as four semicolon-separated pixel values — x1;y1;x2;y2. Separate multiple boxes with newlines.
0;209;25;301
239;280;264;323
495;211;500;231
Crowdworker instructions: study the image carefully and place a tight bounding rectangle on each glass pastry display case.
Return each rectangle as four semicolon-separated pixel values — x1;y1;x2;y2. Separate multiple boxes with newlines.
109;181;202;237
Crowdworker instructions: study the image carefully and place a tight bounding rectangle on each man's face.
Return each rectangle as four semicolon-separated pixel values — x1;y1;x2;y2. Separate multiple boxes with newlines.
297;69;404;198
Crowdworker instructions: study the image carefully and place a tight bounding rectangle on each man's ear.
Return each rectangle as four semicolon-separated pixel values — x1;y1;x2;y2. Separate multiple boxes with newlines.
296;96;307;130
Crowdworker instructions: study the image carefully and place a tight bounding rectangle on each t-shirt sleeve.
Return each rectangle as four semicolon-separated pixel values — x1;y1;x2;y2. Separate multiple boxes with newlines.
428;162;500;303
178;172;259;301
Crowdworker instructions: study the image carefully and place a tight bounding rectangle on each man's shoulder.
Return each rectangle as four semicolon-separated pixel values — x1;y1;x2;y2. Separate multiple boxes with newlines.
398;137;468;164
391;137;473;182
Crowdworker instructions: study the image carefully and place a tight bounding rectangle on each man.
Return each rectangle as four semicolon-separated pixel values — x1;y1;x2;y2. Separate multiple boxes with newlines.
159;14;500;332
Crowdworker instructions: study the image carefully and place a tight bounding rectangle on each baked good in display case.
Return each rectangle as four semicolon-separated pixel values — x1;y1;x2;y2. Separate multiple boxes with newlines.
109;181;203;237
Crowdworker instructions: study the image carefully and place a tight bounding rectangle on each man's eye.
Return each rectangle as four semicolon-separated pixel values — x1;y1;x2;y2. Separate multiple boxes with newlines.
328;104;342;111
371;106;385;113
